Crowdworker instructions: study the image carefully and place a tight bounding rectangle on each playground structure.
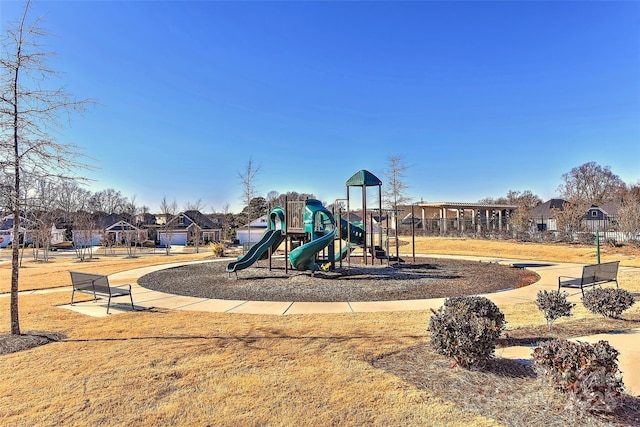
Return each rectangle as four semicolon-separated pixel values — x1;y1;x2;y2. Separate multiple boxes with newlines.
226;170;398;275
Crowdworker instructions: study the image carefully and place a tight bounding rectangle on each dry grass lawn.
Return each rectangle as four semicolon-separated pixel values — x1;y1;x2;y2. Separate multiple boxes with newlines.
1;239;639;426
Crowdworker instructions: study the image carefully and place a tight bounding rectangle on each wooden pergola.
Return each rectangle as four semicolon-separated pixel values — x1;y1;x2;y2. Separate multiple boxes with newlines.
413;202;518;233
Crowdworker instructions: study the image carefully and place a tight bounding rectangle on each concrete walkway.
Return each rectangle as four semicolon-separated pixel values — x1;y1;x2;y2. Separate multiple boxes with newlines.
36;255;640;396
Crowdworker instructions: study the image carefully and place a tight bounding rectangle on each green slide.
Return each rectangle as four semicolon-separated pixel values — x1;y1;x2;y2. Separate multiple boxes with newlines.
226;229;284;273
226;206;285;273
289;199;336;272
290;230;336;271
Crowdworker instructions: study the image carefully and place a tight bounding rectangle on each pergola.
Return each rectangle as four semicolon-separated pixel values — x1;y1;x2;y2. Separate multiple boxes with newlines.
413;202;518;233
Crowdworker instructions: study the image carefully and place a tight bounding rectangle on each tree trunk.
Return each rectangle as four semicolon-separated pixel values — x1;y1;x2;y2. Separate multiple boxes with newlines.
11;62;21;335
11;207;21;335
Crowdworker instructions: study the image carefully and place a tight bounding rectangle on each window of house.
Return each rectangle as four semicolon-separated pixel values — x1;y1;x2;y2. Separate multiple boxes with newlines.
178;216;185;225
591;211;598;218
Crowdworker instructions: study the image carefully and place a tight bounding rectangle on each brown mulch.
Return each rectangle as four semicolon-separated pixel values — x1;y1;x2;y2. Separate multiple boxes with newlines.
138;257;540;302
0;331;66;356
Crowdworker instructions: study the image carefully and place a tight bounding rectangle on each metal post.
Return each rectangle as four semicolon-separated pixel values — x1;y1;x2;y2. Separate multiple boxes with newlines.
411;203;415;263
284;195;288;274
346;186;351;268
362;184;367;265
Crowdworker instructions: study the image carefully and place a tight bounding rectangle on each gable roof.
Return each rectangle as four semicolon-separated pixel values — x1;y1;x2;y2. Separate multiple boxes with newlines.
589;200;621;217
92;213;125;229
530;199;568;218
168;210;219;229
105;220;140;232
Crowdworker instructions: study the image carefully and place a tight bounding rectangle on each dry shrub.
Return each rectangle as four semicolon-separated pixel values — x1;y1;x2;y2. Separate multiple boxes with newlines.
208;242;225;257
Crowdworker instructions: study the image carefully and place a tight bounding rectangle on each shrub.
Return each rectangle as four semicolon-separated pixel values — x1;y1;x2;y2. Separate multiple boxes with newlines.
533;339;624;412
428;296;506;369
535;290;575;330
582;288;636;318
208;242;225;257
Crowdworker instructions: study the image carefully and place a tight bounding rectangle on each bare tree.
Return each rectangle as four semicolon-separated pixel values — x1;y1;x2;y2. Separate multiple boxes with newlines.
30;209;58;262
383;155;411;209
266;190;280;206
617;199;640;240
56;181;90;221
221;202;232;241
383;155;411;259
505;190;542;233
121;195;139;257
383;155;411;238
553;201;588;237
0;1;94;334
238;158;261;243
618;184;640;240
71;210;96;261
558;162;626;206
27;175;60;261
183;198;205;212
159;196;177;255
88;188;127;214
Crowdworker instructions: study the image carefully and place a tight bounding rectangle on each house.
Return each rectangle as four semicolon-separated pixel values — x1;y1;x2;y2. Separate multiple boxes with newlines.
157;210;221;247
235;215;269;245
529;199;568;232
0;214;65;248
134;212;157;226
72;213;147;247
584;201;620;232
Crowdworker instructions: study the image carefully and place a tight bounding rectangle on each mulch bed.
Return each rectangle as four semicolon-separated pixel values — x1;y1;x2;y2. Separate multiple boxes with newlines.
138;257;539;302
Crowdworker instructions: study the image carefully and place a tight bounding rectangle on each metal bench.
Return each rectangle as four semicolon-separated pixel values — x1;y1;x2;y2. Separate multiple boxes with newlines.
70;271;134;314
558;261;620;297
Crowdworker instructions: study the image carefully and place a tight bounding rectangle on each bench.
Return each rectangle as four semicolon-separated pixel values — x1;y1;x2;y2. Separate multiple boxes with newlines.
558;261;620;297
70;271;135;314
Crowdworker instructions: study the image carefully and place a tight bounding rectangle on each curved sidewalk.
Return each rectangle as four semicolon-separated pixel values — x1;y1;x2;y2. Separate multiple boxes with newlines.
70;255;637;316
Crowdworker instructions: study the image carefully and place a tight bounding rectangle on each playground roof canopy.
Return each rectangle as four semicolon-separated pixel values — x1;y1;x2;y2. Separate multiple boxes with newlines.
346;170;382;187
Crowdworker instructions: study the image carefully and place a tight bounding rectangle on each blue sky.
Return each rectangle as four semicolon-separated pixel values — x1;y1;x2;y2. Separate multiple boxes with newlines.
2;0;639;213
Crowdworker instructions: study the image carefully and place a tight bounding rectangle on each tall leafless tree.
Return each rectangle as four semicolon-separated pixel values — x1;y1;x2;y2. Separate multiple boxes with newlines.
383;155;411;213
558;162;625;206
383;155;411;258
617;184;640;240
159;196;177;255
56;180;91;222
266;190;280;207
1;1;94;334
183;198;205;212
238;158;261;243
121;195;139;257
88;188;127;214
72;210;96;261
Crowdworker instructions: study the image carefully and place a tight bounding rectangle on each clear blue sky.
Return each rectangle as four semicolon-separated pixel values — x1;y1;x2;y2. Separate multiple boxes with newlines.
2;0;639;213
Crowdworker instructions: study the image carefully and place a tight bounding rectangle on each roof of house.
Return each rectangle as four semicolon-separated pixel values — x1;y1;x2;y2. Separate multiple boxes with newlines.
530;199;568;218
588;200;621;217
0;214;33;231
170;210;219;230
93;213;124;229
